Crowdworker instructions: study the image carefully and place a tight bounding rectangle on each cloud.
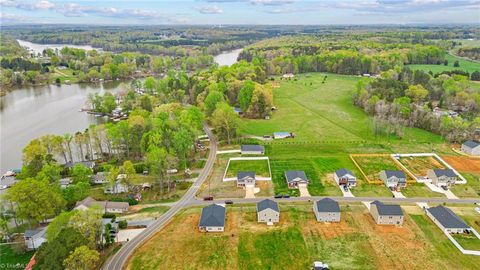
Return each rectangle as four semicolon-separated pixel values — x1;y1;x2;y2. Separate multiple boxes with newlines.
193;5;224;14
0;12;30;23
203;0;297;5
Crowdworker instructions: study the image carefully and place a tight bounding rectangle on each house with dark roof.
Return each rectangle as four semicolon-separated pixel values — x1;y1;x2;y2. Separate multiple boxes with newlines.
256;199;279;224
461;140;480;156
334;169;356;187
427;169;458;187
92;172;109;184
313;198;340;222
426;205;471;233
237;171;256;187
241;145;265;155
285;171;308;189
370;201;404;226
198;204;226;232
24;227;47;250
380;170;407;190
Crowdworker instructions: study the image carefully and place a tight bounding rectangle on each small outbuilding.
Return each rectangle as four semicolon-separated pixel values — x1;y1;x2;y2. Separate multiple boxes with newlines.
256;199;280;224
334;169;356;187
370;201;404;226
426;205;471;234
241;145;265;155
285;171;308;189
427;169;458;187
273;132;291;139
380;170;407;189
198;204;226;232
313;198;340;222
237;171;256;187
461;140;480;156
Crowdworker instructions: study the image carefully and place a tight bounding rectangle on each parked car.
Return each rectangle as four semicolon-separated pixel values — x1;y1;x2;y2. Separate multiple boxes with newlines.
441;185;448;191
274;194;283;199
283;194;290;198
203;196;214;201
225;200;234;205
0;185;7;190
343;185;348;192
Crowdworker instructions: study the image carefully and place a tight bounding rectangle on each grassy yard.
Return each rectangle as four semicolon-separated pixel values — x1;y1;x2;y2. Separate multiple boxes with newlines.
407;54;480;74
398;156;445;177
127;203;480;270
451;173;480;198
452;233;480;250
352;155;402;182
225;159;271;178
401;183;445;198
0;244;34;270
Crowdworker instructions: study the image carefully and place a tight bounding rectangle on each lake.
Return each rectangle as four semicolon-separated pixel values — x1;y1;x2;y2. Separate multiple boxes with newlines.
0;82;126;173
17;39;102;55
213;49;242;66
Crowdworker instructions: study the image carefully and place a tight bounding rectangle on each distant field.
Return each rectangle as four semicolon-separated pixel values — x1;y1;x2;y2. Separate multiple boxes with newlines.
407;54;480;74
127;204;480;270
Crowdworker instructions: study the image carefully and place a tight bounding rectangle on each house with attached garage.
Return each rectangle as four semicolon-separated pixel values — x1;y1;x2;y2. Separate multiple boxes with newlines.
370;201;404;226
380;170;407;190
198;204;226;232
256;199;280;224
426;205;472;234
241;145;265;155
461;140;480;156
285;170;309;189
313;198;340;222
237;171;256;187
334;169;356;187
427;169;458;187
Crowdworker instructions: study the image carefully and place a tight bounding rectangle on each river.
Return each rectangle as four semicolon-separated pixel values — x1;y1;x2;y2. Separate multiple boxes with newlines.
0;42;241;173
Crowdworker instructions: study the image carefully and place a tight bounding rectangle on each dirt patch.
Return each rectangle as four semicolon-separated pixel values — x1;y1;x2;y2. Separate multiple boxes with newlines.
399;156;445;176
301;217;355;240
441;156;480;173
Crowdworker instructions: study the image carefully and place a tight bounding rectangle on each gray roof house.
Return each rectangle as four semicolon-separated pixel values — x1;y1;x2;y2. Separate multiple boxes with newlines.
75;197;129;213
370;201;404;226
237;171;256;187
285;171;308;189
199;204;226;232
241;145;265;155
461;140;480;156
257;199;280;224
313;198;340;222
24;227;47;250
92;172;109;184
426;205;471;233
334;168;356;186
380;170;407;189
427;169;458;187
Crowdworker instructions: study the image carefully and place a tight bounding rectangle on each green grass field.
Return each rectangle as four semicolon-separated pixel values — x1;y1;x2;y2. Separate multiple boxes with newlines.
0;245;34;270
452;233;480;250
451;173;480;198
407;54;480;74
402;183;445;198
225;159;270;178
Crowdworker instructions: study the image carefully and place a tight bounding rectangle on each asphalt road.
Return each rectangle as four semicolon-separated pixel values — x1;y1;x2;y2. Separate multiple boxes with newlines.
102;125;217;270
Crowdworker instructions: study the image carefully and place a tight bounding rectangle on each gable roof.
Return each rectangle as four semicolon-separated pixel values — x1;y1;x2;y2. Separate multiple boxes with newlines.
285;171;308;183
335;168;355;178
427;205;470;229
199;204;226;227
238;171;255;180
257;199;279;213
75;196;128;210
315;198;340;213
371;201;403;216
24;228;46;238
241;145;265;152
463;140;480;149
431;169;457;178
383;170;406;180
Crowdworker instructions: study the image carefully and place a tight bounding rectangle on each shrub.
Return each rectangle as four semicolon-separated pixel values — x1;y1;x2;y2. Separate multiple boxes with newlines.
118;220;128;229
102;212;116;219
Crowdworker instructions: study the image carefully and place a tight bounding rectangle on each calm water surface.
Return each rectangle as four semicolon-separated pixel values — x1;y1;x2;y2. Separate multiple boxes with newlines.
213;49;242;66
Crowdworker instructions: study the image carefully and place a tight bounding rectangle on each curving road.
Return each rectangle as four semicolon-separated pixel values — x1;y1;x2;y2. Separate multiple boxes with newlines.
102;125;217;270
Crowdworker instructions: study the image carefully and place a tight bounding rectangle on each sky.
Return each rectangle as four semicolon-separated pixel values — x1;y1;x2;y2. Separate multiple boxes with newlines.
0;0;479;25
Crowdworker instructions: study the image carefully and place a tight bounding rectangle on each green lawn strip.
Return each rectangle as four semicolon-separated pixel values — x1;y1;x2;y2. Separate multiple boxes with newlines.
136;205;170;214
410;214;480;269
402;183;445;198
0;245;34;270
450;173;480;198
451;233;480;251
225;159;270;178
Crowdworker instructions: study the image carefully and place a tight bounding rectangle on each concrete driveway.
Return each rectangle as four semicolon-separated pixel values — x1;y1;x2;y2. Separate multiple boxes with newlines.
245;185;255;198
298;184;310;197
116;228;145;242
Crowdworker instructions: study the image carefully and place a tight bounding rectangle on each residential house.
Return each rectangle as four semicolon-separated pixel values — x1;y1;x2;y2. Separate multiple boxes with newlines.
198;204;226;232
59;178;72;189
380;170;407;189
237;171;256;187
427;169;458;187
273;132;291;139
369;201;404;226
461;140;480;156
256;199;280;224
334;169;356;187
313;198;340;222
75;197;129;213
65;161;95;169
104;175;128;194
282;73;294;79
92;172;109;184
285;171;308;189
233;107;244;115
426;205;471;234
24;227;47;250
241;145;265;155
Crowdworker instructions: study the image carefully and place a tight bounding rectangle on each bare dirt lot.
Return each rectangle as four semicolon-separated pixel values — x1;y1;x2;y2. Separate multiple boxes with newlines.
441;156;480;174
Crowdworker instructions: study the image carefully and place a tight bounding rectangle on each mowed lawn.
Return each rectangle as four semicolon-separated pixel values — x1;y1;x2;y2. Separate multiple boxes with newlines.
407;54;480;74
225;159;271;178
127;204;480;270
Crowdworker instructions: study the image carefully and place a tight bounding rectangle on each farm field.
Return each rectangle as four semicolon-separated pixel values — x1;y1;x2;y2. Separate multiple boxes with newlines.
127;203;480;270
407;54;480;74
225;159;270;178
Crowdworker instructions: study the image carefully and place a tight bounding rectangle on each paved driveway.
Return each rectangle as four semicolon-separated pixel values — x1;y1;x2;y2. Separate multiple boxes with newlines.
298;184;310;197
245;185;255;198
